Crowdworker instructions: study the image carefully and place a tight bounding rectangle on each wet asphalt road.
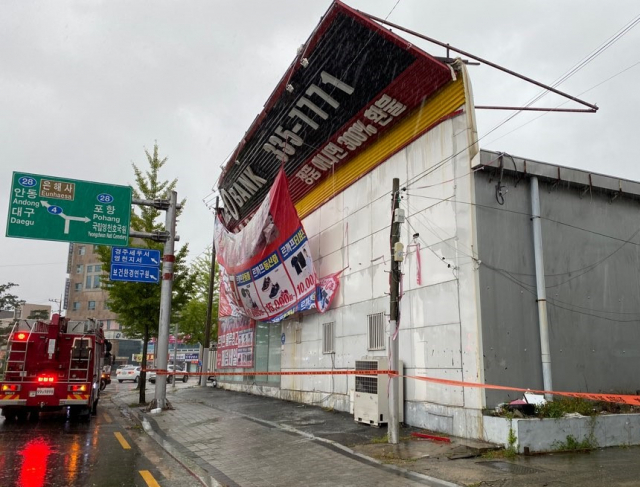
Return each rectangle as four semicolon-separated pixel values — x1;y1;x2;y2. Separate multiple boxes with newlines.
0;381;202;487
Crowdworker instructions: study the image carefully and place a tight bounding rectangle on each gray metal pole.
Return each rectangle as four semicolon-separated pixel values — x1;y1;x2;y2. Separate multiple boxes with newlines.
530;177;553;399
200;197;219;387
172;322;178;389
388;178;401;444
155;190;177;409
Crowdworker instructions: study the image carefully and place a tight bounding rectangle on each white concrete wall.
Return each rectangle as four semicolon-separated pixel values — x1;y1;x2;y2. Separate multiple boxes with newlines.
280;109;486;438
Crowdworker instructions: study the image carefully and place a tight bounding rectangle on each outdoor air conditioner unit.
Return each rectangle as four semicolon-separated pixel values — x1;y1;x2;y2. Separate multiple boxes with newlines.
353;357;403;427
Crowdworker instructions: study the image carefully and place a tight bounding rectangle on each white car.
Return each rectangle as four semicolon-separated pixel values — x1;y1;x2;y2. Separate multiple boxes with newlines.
116;365;141;383
148;365;189;384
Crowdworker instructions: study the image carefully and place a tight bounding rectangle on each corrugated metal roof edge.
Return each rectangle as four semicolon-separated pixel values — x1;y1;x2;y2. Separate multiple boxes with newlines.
476;150;640;198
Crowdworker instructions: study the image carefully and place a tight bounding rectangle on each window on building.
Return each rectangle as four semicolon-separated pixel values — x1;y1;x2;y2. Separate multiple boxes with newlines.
78;246;86;256
88;301;96;311
367;312;385;350
75;283;82;292
73;302;81;311
322;322;335;354
104;301;110;310
76;265;83;274
85;264;103;289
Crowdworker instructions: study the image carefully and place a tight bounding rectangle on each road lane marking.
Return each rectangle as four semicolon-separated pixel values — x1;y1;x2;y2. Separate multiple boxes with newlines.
139;470;161;487
114;432;131;450
103;412;113;423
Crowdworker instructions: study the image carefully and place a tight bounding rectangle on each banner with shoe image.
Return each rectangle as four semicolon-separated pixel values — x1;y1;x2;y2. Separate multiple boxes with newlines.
215;169;337;322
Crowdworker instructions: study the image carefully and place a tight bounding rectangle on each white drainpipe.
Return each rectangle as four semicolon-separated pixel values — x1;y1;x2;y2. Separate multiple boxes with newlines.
530;176;553;399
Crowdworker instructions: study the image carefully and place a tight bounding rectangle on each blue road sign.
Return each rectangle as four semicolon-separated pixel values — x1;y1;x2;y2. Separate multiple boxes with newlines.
110;263;160;283
111;247;161;267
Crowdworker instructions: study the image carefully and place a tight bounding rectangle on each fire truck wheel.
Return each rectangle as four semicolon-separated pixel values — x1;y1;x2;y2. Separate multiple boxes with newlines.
91;399;98;416
1;408;17;421
16;411;28;422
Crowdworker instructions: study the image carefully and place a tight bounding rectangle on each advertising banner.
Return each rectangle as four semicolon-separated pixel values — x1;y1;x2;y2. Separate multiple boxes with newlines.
216;169;329;322
216;1;454;228
217;316;255;368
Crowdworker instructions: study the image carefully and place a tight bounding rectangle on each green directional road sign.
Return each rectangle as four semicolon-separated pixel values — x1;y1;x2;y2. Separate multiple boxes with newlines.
6;172;132;246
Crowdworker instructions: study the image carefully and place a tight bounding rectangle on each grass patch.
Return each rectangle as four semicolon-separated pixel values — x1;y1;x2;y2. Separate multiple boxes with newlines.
552;434;597;451
535;397;597;418
370;434;389;444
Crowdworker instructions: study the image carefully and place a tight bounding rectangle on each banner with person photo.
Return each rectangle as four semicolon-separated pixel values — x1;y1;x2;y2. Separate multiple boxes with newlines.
214;169;337;322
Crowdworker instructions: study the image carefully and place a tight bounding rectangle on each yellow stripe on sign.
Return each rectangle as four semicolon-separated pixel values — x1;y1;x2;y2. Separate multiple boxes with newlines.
139;470;161;487
295;76;466;219
114;432;131;450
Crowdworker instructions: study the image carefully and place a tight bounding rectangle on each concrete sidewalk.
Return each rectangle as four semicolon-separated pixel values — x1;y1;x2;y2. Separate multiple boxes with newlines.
111;384;640;487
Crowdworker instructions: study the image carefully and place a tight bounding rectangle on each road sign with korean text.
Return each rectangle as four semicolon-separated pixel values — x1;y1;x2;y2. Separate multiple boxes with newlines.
110;264;160;283
110;247;161;283
111;247;161;267
6;172;132;246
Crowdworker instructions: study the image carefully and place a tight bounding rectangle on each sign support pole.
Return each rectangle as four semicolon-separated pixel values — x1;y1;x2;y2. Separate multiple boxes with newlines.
388;178;401;445
155;190;177;409
201;197;219;387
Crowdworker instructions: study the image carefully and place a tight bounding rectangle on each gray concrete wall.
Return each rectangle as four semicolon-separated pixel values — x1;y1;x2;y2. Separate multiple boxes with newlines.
474;161;640;407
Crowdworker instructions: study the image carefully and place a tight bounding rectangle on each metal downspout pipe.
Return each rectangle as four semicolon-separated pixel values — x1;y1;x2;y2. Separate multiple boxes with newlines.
530;177;553;400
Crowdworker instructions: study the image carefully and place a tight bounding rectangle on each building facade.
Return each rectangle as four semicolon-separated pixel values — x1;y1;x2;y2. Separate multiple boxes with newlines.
64;243;122;336
212;1;638;442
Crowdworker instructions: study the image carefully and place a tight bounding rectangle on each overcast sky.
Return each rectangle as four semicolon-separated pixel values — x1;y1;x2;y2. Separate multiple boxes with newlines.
1;0;639;307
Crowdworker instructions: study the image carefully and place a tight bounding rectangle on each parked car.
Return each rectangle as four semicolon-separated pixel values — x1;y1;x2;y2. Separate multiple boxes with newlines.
116;365;141;383
148;365;189;384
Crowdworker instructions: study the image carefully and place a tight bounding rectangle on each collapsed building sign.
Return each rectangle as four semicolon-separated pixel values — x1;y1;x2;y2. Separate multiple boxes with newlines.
215;170;338;323
217;0;454;228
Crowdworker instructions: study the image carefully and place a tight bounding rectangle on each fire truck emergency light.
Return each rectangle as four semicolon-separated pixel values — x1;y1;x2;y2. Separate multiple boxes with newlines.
15;332;27;340
2;384;20;392
37;375;56;383
69;385;87;392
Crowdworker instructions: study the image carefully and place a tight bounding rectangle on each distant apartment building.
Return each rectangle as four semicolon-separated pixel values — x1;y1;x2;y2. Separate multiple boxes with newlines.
64;243;123;338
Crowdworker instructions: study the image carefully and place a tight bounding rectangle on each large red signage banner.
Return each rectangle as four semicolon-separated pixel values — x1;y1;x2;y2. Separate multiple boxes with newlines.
216;1;453;228
217;316;255;368
215;170;337;323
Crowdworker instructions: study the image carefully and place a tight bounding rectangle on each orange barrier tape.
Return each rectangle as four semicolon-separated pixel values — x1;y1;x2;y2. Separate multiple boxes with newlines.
142;369;640;406
405;374;640;406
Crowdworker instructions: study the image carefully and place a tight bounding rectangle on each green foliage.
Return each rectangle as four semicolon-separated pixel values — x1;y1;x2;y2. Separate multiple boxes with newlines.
179;248;219;346
535;397;597;418
370;434;389;444
0;282;23;311
27;309;50;320
95;143;195;403
552;434;597;451
505;422;518;458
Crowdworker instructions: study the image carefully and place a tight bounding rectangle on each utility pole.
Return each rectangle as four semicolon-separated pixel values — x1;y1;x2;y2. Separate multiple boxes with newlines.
201;197;219;387
388;178;402;444
154;190;178;409
49;296;62;316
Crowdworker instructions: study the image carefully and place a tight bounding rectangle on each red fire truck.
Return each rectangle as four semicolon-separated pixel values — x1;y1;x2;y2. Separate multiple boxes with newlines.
0;314;110;420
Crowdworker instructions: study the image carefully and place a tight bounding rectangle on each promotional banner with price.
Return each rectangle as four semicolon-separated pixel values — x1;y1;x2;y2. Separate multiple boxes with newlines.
215;169;336;322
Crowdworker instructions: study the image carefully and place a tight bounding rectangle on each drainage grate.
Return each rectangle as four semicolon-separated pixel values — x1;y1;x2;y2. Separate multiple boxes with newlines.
477;461;540;475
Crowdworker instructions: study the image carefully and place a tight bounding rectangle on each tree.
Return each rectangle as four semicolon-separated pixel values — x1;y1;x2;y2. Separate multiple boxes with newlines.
179;248;219;346
0;283;22;311
27;309;50;320
0;283;23;349
96;143;196;405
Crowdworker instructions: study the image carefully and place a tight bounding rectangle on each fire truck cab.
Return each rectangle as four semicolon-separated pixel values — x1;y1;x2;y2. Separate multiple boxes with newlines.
0;314;110;421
